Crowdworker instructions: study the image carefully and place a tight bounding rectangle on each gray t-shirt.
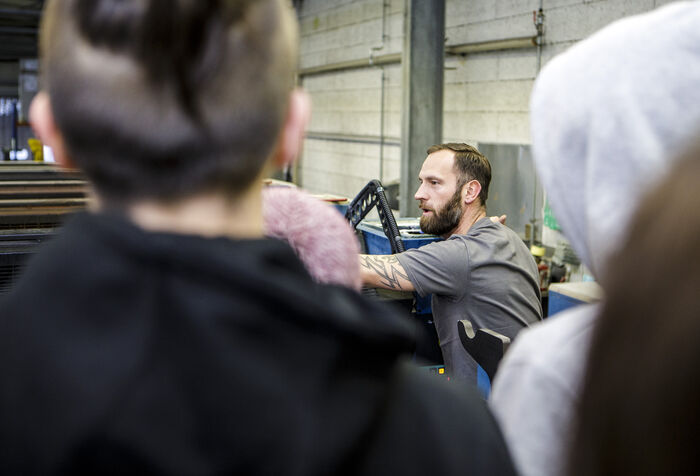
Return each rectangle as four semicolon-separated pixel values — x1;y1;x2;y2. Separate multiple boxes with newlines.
396;218;542;382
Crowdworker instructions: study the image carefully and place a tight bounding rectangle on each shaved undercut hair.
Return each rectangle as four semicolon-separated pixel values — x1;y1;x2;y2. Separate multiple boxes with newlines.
427;143;492;207
40;0;297;205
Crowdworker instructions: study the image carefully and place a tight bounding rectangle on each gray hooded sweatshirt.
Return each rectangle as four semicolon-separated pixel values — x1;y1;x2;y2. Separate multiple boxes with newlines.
489;3;700;476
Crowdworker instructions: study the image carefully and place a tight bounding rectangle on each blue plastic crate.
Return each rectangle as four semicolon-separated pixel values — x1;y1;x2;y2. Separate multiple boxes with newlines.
333;203;348;216
548;292;585;316
547;282;603;317
357;218;440;251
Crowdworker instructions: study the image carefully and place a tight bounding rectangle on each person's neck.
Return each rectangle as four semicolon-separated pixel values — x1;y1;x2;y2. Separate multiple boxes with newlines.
92;182;265;239
443;205;486;238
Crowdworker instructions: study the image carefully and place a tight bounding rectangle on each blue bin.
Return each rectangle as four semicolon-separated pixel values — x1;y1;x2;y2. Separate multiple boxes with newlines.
333;203;348;216
547;282;603;317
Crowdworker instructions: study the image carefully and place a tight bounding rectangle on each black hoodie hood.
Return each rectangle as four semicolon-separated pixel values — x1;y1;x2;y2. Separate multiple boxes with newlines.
0;212;416;474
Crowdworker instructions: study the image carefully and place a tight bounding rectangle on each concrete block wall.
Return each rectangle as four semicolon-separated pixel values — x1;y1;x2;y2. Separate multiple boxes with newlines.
299;0;404;70
296;0;678;206
297;0;404;200
300;63;402;199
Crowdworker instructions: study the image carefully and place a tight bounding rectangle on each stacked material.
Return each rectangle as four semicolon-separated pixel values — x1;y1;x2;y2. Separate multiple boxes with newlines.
0;162;87;293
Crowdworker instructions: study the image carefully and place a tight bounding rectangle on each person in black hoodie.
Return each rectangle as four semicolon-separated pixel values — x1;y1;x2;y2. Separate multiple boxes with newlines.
0;0;516;474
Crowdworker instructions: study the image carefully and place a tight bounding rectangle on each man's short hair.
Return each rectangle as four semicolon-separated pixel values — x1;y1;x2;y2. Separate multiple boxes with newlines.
427;143;492;207
40;0;297;206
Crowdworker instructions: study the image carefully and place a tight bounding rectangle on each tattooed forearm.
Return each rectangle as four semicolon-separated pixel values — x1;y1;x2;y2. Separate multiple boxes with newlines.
360;255;411;290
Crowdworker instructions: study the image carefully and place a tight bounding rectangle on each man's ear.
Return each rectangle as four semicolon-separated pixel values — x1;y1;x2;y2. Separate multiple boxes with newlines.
271;88;311;170
29;91;75;169
463;179;482;205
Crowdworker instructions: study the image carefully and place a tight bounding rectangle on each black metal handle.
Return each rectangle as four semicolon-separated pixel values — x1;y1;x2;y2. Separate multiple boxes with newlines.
345;179;405;254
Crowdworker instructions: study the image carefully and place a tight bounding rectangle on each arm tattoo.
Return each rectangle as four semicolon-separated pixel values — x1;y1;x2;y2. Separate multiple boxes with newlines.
360;255;410;290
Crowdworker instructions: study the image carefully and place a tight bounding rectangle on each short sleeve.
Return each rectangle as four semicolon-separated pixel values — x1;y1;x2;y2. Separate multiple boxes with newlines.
395;238;470;297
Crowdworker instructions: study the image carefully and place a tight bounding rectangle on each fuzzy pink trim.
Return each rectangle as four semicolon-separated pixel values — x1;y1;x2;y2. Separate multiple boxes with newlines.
263;187;361;291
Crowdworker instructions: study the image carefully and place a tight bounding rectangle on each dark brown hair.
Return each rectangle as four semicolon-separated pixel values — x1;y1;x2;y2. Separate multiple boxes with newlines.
40;0;296;206
427;143;491;207
569;138;700;476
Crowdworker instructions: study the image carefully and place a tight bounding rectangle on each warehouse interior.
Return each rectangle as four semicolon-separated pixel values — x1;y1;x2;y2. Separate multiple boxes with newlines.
1;0;699;473
2;0;676;292
0;0;678;367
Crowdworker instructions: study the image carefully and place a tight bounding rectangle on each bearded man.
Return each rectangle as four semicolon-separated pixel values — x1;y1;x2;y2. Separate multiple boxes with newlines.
361;143;543;383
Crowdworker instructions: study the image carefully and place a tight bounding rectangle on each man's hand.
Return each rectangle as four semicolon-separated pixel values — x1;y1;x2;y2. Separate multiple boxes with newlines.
491;214;506;225
359;254;415;291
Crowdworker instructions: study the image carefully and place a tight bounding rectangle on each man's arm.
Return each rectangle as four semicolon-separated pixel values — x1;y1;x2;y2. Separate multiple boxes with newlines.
359;254;415;291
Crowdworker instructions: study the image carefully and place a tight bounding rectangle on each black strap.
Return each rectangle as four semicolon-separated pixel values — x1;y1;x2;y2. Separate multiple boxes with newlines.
345;180;405;254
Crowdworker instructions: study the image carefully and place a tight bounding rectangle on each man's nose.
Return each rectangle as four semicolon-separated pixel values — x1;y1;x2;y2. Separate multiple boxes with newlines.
414;184;427;202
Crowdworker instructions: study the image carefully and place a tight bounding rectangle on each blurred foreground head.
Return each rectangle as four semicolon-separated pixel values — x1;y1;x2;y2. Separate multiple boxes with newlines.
570;137;700;476
263;187;362;291
37;0;299;206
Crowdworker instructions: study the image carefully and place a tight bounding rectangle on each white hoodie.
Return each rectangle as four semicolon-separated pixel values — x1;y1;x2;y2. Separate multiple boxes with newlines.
489;3;700;476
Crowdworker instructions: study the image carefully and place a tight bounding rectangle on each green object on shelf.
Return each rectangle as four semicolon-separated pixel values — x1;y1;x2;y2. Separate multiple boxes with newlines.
544;199;561;231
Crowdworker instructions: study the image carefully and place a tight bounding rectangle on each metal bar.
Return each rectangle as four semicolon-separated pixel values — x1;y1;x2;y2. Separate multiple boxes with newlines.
531;4;545;245
0;180;87;186
305;132;400;146
0;213;67;227
377;0;389;182
0;8;42;17
379;67;386;181
299;52;401;76
299;37;536;77
446;36;536;55
0;26;38;35
0;169;85;181
400;0;445;217
0;53;38;61
0;162;62;167
0;207;84;216
0;198;88;207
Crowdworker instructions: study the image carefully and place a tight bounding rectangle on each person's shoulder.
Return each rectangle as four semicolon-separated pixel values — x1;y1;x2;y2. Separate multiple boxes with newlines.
460;218;507;240
489;305;599;476
477;219;524;243
515;304;599;355
454;219;525;253
492;304;599;392
398;236;458;259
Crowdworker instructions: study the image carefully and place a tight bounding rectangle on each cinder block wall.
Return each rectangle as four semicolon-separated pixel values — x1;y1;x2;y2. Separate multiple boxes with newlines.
298;0;404;199
296;0;676;201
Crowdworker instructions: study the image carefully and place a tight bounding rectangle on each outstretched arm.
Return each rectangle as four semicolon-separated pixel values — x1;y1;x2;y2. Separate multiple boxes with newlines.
359;254;415;291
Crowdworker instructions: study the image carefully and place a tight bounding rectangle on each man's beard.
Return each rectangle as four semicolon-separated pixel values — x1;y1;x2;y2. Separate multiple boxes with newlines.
419;188;463;236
